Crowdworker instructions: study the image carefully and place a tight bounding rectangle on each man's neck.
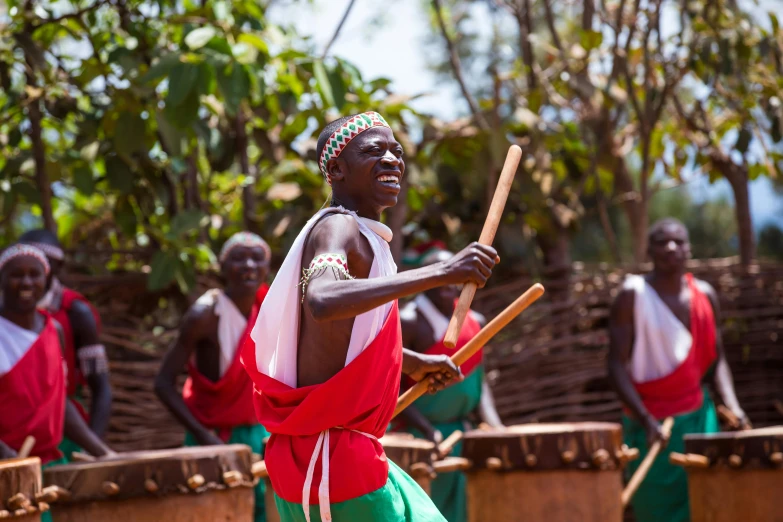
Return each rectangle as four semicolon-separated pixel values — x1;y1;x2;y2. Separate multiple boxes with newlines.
0;307;37;331
648;269;686;295
330;197;382;221
223;287;256;318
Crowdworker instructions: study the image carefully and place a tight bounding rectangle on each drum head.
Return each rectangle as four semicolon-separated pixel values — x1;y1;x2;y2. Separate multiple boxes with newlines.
684;426;783;470
463;422;625;472
43;445;254;503
381;433;436;472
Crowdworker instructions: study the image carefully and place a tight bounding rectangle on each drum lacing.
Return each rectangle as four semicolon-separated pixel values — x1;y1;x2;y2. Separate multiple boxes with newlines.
302;427;377;522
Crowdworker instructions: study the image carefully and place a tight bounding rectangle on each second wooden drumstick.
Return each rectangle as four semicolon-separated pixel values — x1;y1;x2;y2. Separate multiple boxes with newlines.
621;417;674;508
443;144;523;348
18;436;35;459
394;283;544;419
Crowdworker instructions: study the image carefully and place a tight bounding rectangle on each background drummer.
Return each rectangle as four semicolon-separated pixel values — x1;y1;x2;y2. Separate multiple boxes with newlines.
397;242;504;522
19;228;112;461
155;231;272;522
608;218;749;522
0;244;115;462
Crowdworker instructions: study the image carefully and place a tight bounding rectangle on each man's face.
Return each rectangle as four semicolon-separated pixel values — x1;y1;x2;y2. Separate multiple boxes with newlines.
221;245;269;293
1;257;47;313
648;223;691;273
329;127;405;215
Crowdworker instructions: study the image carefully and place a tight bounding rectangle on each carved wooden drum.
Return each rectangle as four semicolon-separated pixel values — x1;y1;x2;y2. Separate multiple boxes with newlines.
672;427;783;522
43;445;256;522
0;457;46;521
462;423;634;522
381;433;440;495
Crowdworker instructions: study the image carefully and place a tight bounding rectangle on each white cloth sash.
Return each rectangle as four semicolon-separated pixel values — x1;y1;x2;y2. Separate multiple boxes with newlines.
248;207;396;520
625;274;692;383
0;315;38;377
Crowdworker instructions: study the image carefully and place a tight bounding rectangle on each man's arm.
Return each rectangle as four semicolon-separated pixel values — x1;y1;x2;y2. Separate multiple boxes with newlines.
154;305;224;447
63;400;115;458
69;301;112;437
398;406;442;444
478;380;504;428
607;288;664;445
304;216;498;322
701;282;749;428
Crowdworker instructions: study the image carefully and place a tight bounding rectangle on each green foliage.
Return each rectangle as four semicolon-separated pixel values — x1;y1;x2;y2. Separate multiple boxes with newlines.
0;0;420;292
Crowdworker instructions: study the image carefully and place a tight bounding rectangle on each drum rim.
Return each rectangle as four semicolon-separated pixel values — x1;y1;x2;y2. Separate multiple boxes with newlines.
684;426;783;442
464;422;623;438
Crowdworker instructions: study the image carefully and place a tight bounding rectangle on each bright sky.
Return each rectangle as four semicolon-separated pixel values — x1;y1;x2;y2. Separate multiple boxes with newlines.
269;0;783;231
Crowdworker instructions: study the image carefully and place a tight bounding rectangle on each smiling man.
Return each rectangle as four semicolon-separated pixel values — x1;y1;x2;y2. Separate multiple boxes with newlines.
0;244;114;465
608;218;748;522
242;112;499;522
155;231;272;522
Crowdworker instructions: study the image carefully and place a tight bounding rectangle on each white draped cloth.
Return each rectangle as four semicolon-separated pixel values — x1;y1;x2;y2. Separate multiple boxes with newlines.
624;274;692;383
0;315;38;377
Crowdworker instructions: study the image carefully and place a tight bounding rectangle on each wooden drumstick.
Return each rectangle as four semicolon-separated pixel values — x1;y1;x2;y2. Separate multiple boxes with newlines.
443;144;523;348
394;283;545;418
18;436;35;459
436;430;463;459
621;417;674;508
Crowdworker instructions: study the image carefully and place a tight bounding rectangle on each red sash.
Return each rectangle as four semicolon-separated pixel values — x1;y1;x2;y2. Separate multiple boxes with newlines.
183;284;268;440
422;304;483;376
242;302;403;504
633;274;717;419
54;288;101;400
0;314;66;464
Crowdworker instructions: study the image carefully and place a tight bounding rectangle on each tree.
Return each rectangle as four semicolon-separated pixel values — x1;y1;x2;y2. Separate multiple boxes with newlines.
0;0;420;292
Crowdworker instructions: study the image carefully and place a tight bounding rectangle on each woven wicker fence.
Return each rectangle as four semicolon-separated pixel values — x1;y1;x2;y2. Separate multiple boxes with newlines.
69;258;783;452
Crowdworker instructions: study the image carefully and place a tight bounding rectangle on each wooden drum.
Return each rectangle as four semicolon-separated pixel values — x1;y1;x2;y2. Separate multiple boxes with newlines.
43;445;256;522
462;423;634;522
381;433;440;495
0;457;46;521
672;427;783;522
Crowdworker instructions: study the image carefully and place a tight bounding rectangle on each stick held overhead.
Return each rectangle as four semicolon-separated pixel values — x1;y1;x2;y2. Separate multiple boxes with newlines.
443;144;523;348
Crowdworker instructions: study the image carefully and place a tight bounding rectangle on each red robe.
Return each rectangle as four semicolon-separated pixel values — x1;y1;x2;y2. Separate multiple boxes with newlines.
0;313;66;464
633;274;718;419
242;302;403;505
183;284;269;441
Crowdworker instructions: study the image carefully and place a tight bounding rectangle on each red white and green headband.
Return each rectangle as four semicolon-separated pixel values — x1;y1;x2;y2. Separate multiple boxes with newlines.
219;232;271;264
24;241;65;261
319;112;392;182
0;244;51;275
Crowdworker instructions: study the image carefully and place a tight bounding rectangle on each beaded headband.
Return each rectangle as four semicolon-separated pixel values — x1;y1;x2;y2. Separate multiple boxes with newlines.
219;232;271;264
319;112;392;182
0;244;51;276
25;241;65;261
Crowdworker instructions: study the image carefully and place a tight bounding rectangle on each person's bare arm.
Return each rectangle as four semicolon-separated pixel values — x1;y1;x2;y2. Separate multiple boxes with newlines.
304;216;498;322
398;406;442;444
154;305;223;446
63;400;115;458
608;288;664;445
478;379;504;428
69;301;112;437
701;282;750;428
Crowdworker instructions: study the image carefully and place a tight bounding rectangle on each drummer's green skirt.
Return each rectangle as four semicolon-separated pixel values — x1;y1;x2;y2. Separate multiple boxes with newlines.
273;460;445;522
622;392;719;522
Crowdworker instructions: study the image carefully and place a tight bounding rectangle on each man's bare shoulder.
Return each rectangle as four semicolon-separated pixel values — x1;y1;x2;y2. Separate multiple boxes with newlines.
306;213;361;251
182;292;219;337
694;278;717;298
610;286;636;320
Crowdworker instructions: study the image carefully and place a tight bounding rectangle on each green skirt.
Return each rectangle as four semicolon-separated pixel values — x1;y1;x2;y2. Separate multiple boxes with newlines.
185;424;270;522
274;460;445;522
623;393;719;522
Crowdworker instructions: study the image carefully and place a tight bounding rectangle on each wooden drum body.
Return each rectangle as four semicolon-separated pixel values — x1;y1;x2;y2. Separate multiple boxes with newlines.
462;423;631;522
380;433;438;495
0;457;44;521
43;445;256;522
677;427;783;522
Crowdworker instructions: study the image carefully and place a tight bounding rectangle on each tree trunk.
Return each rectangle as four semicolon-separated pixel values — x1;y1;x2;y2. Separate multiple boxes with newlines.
27;84;55;233
724;167;755;266
235;110;258;233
